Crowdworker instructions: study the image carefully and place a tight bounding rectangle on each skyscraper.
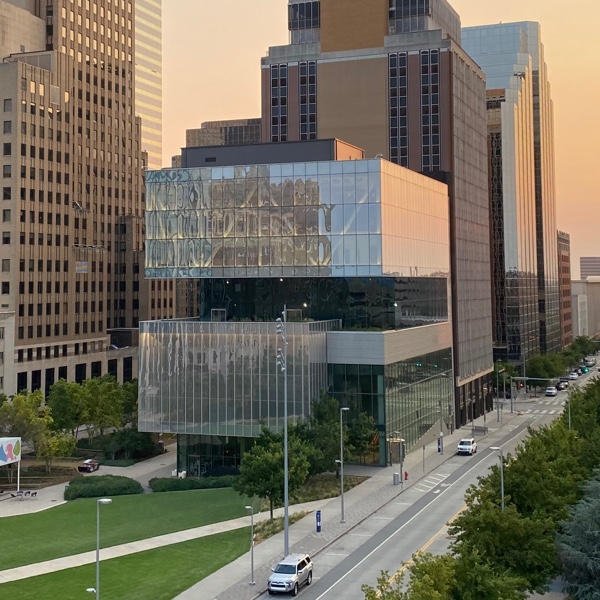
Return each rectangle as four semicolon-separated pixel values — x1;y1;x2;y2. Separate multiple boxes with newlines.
134;0;162;170
580;257;600;280
463;23;561;357
460;26;539;367
261;0;493;425
0;0;174;396
557;231;572;348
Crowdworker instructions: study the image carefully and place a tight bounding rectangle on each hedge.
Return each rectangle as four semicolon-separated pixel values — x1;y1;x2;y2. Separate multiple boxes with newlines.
148;475;239;493
64;475;143;500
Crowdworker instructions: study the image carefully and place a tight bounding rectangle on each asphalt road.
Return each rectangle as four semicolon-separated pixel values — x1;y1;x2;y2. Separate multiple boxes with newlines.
260;417;535;600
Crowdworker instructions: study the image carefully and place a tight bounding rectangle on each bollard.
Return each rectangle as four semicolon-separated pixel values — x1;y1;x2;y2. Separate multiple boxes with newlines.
316;510;322;533
393;472;400;486
437;438;442;453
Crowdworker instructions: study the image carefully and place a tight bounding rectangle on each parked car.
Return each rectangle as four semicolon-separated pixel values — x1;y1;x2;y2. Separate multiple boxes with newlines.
569;372;579;380
77;459;100;473
545;386;558;397
268;553;313;596
457;438;477;456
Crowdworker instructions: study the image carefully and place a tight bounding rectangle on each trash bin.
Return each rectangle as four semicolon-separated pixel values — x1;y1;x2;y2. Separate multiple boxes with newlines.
393;472;400;486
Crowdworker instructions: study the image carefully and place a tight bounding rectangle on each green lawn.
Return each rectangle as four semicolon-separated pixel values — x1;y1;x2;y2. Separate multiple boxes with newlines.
0;488;257;571
0;528;250;600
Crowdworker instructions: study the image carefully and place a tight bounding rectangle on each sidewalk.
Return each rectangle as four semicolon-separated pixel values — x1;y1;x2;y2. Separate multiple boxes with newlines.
177;410;527;600
0;446;177;518
0;409;527;594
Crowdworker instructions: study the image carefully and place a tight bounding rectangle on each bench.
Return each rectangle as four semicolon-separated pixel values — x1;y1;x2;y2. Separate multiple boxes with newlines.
471;426;489;436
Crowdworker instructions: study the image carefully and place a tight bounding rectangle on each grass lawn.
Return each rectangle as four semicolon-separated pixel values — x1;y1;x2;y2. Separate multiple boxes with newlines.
0;528;250;600
0;488;257;571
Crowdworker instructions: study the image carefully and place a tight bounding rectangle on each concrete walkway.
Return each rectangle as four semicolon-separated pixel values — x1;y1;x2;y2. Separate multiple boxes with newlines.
0;407;559;599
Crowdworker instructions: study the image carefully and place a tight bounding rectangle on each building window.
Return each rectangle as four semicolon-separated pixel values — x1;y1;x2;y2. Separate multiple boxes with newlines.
3;99;12;112
299;61;317;140
389;52;409;167
419;49;440;171
2;186;10;200
1;282;8;294
2;209;10;222
3;121;11;134
270;64;288;143
2;232;10;244
2;165;10;178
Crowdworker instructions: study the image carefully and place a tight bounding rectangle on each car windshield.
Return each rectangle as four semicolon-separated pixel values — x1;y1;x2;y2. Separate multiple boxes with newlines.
274;564;296;574
460;440;472;445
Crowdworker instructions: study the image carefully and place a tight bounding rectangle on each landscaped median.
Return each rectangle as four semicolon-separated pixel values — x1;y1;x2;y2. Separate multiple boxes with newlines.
0;529;250;600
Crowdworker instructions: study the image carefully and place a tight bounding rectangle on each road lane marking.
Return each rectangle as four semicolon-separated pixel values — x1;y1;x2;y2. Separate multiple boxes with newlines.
312;451;501;600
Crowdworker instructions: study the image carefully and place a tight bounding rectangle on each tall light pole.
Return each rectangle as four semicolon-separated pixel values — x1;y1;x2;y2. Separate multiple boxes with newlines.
244;505;255;585
276;307;290;556
339;407;349;523
438;401;444;455
87;498;112;600
490;447;504;511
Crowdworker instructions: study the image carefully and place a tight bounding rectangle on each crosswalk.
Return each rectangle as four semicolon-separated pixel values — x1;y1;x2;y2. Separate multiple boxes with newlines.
519;399;565;416
413;472;450;494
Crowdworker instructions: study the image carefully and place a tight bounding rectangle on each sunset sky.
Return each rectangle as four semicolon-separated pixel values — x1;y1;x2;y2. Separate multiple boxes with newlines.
163;1;600;276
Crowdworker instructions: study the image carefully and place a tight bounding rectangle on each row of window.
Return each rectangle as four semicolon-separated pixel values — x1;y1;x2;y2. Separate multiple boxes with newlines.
17;340;105;364
17;322;103;340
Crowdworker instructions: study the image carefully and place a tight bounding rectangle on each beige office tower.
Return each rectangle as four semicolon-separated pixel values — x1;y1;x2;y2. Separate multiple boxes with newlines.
0;0;174;396
135;0;162;170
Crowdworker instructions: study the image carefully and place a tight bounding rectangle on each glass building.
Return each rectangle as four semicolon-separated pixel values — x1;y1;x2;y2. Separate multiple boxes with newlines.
140;155;454;469
463;23;561;362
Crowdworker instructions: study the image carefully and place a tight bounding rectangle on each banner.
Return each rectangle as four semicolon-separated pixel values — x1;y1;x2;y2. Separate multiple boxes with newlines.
0;438;22;466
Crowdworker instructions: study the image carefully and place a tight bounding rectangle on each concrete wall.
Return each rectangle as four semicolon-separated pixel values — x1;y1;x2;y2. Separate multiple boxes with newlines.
327;322;452;365
0;1;44;59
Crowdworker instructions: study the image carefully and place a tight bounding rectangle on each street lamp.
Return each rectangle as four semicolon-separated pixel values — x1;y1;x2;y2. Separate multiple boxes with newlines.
87;498;112;599
338;407;350;523
490;447;504;511
244;505;255;585
275;307;290;557
438;401;444;455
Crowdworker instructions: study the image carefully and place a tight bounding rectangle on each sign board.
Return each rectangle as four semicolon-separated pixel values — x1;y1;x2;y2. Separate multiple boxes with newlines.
0;437;22;466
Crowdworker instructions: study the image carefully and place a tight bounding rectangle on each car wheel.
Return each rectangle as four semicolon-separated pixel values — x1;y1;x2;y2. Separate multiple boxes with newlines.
268;591;274;596
293;582;299;596
307;571;313;586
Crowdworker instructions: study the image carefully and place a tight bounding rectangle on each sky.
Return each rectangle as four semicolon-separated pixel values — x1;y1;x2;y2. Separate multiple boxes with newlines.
163;1;600;277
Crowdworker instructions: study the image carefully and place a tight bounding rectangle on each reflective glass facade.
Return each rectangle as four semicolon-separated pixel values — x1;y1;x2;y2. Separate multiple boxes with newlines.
197;277;448;331
139;319;335;438
145;159;450;280
463;23;561;359
330;348;453;464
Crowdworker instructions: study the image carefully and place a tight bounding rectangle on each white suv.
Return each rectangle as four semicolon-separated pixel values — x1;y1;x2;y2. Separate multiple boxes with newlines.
268;553;313;596
457;438;477;455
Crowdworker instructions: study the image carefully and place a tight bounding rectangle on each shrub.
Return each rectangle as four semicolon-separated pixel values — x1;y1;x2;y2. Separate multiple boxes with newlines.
148;475;239;493
64;475;143;500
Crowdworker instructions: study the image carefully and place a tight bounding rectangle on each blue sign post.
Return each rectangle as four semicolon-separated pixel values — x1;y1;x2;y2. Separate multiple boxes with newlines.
316;510;322;533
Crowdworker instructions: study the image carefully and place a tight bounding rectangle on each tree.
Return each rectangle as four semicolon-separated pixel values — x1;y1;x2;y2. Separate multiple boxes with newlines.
0;390;52;452
307;394;349;475
557;472;600;599
362;570;408;600
47;379;86;435
348;412;378;464
82;375;123;440
122;380;139;428
36;432;77;473
234;433;310;520
449;499;559;593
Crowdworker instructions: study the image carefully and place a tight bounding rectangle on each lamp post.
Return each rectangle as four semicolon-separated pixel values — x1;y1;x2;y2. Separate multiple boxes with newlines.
339;407;350;523
244;505;255;585
490;447;504;511
87;498;112;599
275;307;290;556
438;401;444;455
